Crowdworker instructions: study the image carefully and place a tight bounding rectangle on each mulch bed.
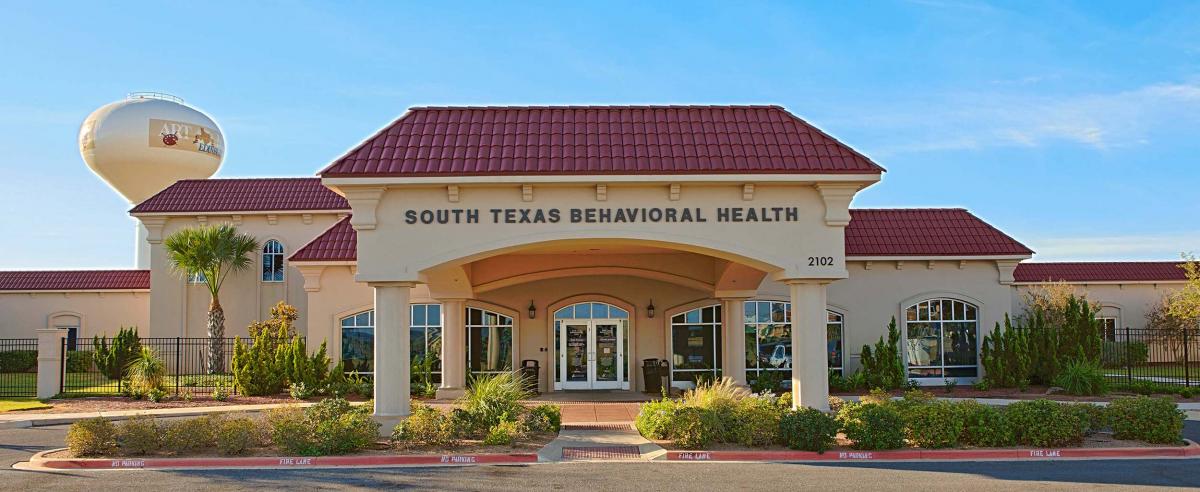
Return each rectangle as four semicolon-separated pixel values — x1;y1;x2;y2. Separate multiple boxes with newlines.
26;395;370;414
833;386;1200;402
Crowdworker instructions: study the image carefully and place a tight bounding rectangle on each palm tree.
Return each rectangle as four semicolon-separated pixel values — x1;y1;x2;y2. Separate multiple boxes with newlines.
164;224;259;374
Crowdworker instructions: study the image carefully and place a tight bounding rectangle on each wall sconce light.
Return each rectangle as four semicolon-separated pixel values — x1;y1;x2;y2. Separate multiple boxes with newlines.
528;300;537;319
647;299;656;318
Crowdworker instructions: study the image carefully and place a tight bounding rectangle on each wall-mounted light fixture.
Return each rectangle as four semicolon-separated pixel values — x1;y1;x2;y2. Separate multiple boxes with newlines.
528;300;537;319
647;299;656;318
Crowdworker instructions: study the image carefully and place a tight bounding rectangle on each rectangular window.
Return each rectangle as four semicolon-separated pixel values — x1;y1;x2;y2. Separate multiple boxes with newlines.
411;303;443;384
466;307;514;377
670;305;722;384
1099;317;1118;342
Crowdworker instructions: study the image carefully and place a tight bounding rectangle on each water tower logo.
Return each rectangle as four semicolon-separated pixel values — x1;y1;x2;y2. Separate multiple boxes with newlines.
149;118;223;157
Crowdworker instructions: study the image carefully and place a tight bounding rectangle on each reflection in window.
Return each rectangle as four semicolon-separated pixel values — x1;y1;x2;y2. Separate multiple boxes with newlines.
411;304;443;383
670;305;722;385
340;310;374;375
262;239;285;282
552;302;630;385
467;307;514;376
904;298;978;379
1098;317;1118;342
745;300;844;388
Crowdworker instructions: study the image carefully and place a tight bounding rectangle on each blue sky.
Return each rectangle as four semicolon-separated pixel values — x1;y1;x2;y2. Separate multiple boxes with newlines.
1;0;1198;268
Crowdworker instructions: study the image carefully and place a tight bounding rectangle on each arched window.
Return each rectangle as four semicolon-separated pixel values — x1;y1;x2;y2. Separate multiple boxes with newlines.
340;310;374;376
670;305;722;387
339;305;444;379
262;240;285;282
466;307;514;377
745;300;844;388
904;298;979;380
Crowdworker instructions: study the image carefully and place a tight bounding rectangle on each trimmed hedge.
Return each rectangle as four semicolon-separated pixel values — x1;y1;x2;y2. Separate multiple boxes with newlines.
0;350;37;373
1006;399;1086;447
838;402;906;450
1108;396;1185;444
779;407;838;452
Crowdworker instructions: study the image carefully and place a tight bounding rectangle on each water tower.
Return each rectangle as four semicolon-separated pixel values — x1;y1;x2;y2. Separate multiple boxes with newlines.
79;93;225;267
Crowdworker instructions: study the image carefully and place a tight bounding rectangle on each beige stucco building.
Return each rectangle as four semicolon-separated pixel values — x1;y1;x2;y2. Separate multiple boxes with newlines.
1;106;1190;416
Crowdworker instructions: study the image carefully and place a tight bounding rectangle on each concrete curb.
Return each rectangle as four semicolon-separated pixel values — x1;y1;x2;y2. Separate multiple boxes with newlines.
665;440;1200;463
21;448;539;471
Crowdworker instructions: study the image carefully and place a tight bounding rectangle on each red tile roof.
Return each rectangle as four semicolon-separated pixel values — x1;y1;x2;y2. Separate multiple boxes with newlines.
292;208;1031;262
844;209;1034;257
130;178;348;214
319;106;885;177
1013;262;1189;283
289;217;356;262
0;270;150;291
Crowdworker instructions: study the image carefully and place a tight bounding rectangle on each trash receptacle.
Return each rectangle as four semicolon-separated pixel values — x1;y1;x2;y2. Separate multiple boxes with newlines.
642;358;661;394
521;359;540;395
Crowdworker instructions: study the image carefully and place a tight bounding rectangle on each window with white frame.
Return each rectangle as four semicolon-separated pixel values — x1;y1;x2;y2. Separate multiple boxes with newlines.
340;310;374;376
904;298;979;379
744;300;844;385
339;306;444;378
262;239;285;282
187;272;207;284
670;305;722;385
1098;317;1118;342
411;303;443;383
466;307;513;377
827;311;844;376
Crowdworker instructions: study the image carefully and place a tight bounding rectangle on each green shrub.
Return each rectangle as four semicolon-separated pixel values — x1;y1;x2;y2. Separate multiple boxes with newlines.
458;372;532;434
66;418;117;456
162;415;218;453
859;317;906;390
146;387;169;403
683;378;748;441
267;406;315;455
268;398;379;456
1066;403;1110;434
727;395;783;447
859;387;893;406
958;401;1015;447
1101;341;1149;368
1054;359;1109;396
827;396;846;414
66;350;94;373
980;314;1031;388
116;416;161;455
215;417;261;455
524;404;562;434
748;369;784;393
635;398;681;440
125;346;166;397
231;325;289;396
93;326;142;380
1108;396;1184;444
902;400;964;448
211;381;230;401
289;382;315;400
391;403;458;447
0;349;37;373
838;402;906;450
779;407;839;452
670;407;721;449
1005;400;1084;447
483;420;523;446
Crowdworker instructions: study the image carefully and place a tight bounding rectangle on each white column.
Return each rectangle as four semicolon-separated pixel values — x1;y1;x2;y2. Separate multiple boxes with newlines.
436;299;467;399
789;281;830;411
372;282;414;427
720;298;748;386
36;328;66;400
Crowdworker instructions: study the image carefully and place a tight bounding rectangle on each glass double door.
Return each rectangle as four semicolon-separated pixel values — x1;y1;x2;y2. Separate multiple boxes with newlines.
559;319;623;390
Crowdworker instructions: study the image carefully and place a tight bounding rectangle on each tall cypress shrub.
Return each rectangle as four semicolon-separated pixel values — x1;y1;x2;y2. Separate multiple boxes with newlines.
981;314;1030;387
860;317;906;390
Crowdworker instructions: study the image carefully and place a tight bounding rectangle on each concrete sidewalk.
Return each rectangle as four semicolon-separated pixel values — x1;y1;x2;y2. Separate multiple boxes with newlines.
0;401;338;429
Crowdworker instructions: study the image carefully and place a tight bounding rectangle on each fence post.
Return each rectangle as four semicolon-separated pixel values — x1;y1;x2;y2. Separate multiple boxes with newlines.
36;328;66;400
1124;326;1132;386
1185;327;1192;388
175;337;182;397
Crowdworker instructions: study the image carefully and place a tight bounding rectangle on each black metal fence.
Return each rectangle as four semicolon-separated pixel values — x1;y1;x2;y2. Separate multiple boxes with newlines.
60;337;250;397
0;338;38;397
1103;327;1199;388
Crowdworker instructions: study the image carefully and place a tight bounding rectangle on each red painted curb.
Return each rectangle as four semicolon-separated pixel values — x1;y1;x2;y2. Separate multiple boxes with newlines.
31;450;538;470
667;441;1200;462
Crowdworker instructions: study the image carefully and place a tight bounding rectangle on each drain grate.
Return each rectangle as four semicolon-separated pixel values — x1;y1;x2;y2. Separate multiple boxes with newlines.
561;445;642;460
560;423;634;431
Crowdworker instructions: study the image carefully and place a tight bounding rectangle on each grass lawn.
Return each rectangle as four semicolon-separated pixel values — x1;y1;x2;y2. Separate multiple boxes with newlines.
0;398;51;412
0;372;238;397
1105;363;1200;379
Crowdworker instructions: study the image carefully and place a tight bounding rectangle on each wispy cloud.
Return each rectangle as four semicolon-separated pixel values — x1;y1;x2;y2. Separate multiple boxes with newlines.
827;80;1200;157
1028;233;1200;261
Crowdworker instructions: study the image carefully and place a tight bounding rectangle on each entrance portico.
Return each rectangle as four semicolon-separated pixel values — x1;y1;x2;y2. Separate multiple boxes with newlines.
314;105;884;419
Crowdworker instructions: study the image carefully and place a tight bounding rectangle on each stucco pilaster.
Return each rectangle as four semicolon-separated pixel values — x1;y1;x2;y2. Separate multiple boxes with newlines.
787;280;830;411
371;281;415;429
436;298;468;399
